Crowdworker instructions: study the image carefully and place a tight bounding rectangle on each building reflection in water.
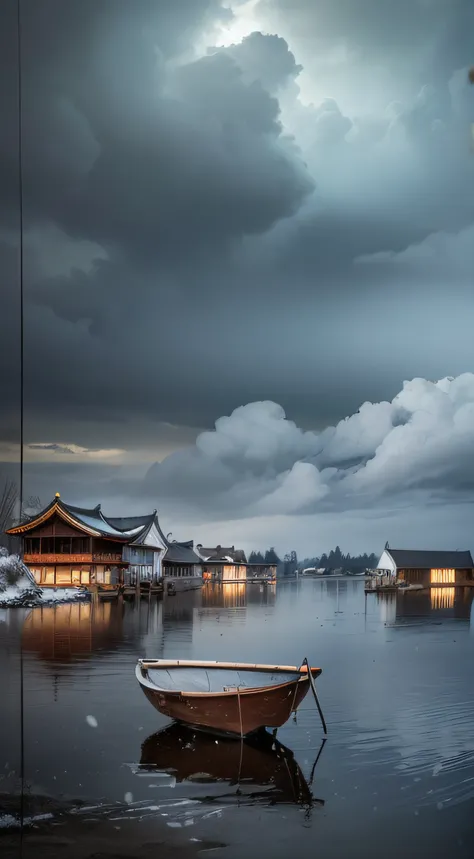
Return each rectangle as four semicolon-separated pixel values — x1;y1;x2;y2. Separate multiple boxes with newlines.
202;582;276;608
430;587;455;610
377;593;397;625
19;581;282;668
390;587;473;624
202;582;247;609
22;601;126;662
160;592;199;658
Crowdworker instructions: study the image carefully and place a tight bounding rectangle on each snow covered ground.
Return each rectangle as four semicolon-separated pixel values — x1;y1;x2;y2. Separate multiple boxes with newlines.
0;548;88;607
0;585;88;607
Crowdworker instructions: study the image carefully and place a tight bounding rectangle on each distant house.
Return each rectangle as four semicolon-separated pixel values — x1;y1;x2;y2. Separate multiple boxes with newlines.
196;545;248;582
245;561;278;580
376;545;474;588
159;537;202;584
6;494;201;589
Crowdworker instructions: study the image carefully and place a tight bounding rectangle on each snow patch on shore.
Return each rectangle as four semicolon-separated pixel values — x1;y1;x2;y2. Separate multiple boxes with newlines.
0;548;88;607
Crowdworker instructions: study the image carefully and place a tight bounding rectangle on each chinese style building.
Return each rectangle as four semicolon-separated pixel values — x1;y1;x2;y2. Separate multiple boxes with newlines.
6;494;201;588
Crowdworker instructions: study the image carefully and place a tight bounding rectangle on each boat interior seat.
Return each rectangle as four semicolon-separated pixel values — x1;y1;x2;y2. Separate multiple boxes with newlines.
147;667;301;693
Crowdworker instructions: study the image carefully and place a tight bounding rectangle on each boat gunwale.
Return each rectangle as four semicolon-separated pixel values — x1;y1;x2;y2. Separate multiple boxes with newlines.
136;661;321;699
138;659;310;672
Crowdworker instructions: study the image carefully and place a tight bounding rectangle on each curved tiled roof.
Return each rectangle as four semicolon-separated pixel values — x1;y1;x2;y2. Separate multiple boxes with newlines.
6;498;200;562
106;514;156;532
61;502;146;539
6;497;154;541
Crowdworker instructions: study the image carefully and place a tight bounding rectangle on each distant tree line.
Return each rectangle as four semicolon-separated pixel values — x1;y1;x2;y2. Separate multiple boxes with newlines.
299;545;378;573
248;548;298;576
248;544;378;576
248;547;281;565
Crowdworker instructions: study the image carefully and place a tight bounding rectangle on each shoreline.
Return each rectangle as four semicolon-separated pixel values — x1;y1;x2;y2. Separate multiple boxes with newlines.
0;792;226;859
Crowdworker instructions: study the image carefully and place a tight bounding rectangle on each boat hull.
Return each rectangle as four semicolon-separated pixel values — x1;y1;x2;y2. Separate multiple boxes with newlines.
136;662;321;737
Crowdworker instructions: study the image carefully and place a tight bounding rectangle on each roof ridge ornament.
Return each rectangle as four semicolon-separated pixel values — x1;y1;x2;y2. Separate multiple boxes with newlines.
55;492;60;498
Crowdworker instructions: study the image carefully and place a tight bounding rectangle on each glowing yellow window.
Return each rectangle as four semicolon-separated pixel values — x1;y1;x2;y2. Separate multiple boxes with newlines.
430;568;455;584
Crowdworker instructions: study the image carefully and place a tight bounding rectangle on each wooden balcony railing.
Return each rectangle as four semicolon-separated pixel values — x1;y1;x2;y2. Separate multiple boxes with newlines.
24;553;93;564
92;553;124;563
23;553;124;565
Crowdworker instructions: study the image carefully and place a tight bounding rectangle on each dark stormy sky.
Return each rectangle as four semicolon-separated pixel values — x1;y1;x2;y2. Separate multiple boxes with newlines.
1;0;474;557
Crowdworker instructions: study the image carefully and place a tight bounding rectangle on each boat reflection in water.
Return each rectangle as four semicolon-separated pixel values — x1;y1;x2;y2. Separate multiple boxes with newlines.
135;723;325;811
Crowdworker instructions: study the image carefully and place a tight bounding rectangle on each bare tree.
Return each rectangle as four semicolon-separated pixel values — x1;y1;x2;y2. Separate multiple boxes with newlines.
23;495;43;518
0;480;18;534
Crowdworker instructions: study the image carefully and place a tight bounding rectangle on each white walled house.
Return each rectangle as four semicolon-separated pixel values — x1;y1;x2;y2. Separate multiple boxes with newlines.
375;548;397;576
376;544;474;587
115;513;202;590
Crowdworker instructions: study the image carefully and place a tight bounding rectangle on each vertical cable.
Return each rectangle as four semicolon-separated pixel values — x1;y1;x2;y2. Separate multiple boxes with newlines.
17;0;25;853
18;0;24;521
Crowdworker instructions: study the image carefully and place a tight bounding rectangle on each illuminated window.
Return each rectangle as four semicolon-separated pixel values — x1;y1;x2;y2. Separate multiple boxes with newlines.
430;568;455;584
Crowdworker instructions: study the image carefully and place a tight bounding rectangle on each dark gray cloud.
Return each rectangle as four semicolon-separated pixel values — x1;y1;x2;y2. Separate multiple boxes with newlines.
4;3;312;262
1;0;473;550
259;0;474;79
0;241;21;454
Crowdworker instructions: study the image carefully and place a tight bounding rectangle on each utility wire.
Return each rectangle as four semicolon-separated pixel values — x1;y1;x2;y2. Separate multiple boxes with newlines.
17;0;25;853
17;0;24;518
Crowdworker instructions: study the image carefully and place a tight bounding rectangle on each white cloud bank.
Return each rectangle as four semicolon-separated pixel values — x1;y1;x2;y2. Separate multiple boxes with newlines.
145;373;474;520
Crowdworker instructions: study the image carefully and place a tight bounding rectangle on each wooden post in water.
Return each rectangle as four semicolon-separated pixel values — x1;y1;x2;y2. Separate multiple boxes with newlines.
90;584;99;607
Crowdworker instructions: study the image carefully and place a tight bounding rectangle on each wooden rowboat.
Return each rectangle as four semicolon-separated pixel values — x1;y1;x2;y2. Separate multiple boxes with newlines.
135;658;325;738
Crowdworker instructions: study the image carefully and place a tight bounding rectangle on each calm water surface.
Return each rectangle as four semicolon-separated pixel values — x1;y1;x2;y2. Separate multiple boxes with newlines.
1;579;474;858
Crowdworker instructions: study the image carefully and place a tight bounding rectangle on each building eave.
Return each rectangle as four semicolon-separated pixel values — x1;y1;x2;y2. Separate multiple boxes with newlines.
6;500;102;537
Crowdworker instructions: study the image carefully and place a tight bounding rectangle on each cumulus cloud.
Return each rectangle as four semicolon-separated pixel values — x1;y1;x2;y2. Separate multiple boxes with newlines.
212;30;302;93
144;374;474;519
254;461;330;514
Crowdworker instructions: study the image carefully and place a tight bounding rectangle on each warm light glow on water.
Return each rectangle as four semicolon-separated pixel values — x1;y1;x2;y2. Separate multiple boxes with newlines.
431;587;456;609
1;581;474;858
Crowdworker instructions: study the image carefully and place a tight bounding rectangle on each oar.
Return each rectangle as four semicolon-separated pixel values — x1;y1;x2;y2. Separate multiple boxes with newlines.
303;657;328;735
